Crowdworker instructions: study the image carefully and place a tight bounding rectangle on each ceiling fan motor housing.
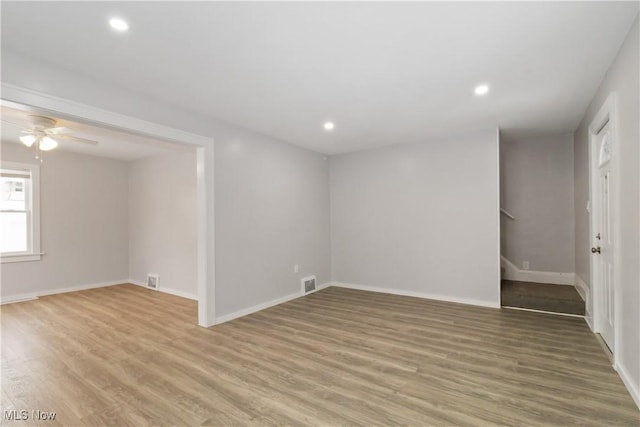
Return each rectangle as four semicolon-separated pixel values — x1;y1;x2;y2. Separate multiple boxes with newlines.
29;115;57;129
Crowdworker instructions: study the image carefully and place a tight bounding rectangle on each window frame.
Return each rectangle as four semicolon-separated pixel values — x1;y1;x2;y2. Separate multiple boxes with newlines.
1;161;41;263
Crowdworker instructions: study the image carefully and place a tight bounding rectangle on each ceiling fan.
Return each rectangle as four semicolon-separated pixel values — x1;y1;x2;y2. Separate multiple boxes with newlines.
2;115;99;153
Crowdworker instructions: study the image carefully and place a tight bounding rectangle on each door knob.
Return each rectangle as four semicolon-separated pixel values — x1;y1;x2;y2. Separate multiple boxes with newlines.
591;247;601;254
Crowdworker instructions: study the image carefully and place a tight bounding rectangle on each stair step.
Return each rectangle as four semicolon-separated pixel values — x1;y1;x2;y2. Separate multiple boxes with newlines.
501;280;585;316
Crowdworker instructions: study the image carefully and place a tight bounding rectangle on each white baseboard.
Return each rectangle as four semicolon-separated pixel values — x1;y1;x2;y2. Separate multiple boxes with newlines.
0;295;38;304
0;279;128;305
502;305;584;318
501;256;575;285
584;306;596;334
215;282;331;325
331;282;501;309
573;275;593;330
128;279;198;301
614;362;640;410
583;311;594;332
574;274;589;303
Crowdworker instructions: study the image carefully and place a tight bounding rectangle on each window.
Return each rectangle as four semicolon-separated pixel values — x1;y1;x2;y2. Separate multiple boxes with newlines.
1;162;41;263
598;131;612;167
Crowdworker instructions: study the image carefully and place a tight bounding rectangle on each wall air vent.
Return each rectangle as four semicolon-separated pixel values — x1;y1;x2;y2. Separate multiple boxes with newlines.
302;275;317;294
146;274;160;291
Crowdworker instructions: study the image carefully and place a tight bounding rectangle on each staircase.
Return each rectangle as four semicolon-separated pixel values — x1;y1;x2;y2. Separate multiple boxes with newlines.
499;209;584;316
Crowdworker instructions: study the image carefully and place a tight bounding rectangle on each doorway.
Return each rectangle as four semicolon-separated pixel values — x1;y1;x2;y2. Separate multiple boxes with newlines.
0;90;215;327
588;93;619;357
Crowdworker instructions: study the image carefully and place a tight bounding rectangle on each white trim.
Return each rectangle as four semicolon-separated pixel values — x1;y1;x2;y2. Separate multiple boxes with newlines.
215;292;301;325
162;288;198;301
1;254;42;263
1;84;212;147
583;313;594;332
0;279;127;305
1;83;214;327
198;145;216;327
196;147;208;325
614;362;640;410
574;274;589;302
495;127;502;304
0;295;38;304
215;282;332;325
128;279;197;301
588;92;621;364
574;274;593;330
502;305;585;319
331;282;501;309
501;255;519;278
0;161;41;263
500;256;575;285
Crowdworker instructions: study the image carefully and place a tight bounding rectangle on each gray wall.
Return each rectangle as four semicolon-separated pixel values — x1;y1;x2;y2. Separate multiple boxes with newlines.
128;150;198;298
215;135;331;317
1;143;129;298
330;130;500;306
500;134;575;273
574;16;638;397
2;51;332;322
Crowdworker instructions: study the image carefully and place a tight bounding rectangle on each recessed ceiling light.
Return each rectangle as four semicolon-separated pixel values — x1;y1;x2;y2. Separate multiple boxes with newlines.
474;84;489;96
109;17;129;32
324;122;335;131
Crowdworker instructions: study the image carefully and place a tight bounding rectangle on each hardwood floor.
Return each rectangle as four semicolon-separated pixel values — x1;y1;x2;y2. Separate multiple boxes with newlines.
1;284;638;426
501;280;585;315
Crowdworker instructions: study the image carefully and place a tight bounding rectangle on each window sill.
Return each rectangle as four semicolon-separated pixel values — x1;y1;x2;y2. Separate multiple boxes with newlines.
1;253;43;263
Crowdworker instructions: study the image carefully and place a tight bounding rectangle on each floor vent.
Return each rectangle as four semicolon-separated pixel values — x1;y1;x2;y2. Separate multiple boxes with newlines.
147;274;160;291
302;276;317;294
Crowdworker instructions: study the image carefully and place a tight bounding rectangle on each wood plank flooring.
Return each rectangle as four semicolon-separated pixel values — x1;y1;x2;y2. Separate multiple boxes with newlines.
1;284;638;426
501;280;586;315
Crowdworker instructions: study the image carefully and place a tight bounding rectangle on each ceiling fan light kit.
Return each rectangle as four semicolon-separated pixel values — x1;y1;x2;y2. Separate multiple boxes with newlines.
39;136;58;151
3;114;99;160
19;133;59;151
19;134;37;147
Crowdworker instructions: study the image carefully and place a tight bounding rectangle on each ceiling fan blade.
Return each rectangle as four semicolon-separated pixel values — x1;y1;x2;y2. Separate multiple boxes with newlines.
57;134;99;145
1;119;31;131
45;126;73;135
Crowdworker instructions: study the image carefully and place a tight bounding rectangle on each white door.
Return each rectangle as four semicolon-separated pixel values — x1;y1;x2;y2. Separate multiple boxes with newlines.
593;123;614;351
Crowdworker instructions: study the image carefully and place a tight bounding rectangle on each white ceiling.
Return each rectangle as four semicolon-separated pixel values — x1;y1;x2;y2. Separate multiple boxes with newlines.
1;105;187;161
2;2;638;155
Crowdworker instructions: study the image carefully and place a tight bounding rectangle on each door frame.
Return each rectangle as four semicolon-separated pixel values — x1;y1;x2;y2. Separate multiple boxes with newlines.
588;92;621;364
1;83;216;327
